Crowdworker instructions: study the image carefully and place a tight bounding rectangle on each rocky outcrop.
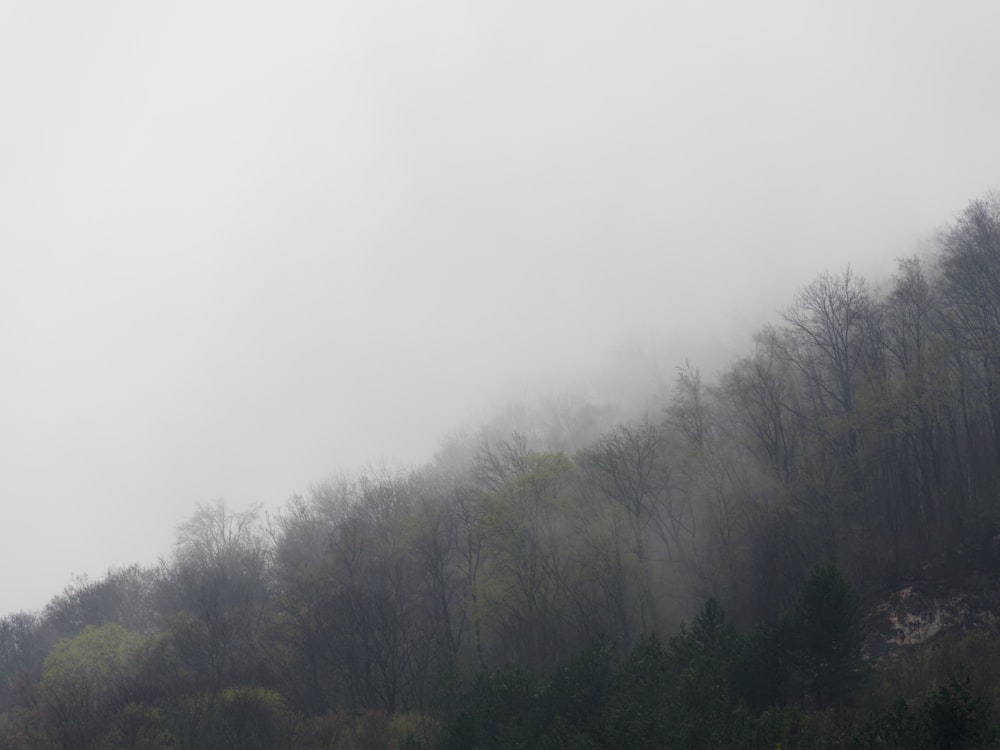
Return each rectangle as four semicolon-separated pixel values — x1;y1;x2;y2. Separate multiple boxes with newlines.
864;577;1000;665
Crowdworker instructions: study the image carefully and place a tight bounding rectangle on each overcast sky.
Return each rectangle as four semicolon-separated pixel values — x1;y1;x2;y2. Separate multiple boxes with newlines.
2;0;998;615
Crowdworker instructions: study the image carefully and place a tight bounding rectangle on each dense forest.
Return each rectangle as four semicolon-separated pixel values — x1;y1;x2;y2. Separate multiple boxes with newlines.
3;194;1000;748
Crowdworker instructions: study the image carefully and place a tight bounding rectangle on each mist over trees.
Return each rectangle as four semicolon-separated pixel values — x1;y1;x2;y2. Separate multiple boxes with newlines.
2;194;1000;747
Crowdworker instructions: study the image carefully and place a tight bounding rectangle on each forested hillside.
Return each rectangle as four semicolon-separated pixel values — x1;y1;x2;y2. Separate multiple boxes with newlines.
2;195;1000;748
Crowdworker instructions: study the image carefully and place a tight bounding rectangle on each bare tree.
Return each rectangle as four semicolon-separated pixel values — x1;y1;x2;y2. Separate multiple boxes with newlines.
780;267;874;417
474;432;531;492
165;501;271;688
723;330;802;484
584;419;683;559
583;419;684;633
939;195;1000;467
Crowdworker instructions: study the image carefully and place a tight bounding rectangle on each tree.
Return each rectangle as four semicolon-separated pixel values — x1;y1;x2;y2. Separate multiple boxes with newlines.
723;331;803;485
781;267;874;418
789;565;864;707
583;419;684;593
267;489;347;713
38;623;144;750
163;501;271;689
314;468;448;714
939;195;1000;481
474;432;532;493
0;611;44;690
44;565;161;639
405;485;469;704
765;269;882;564
478;452;578;673
919;673;994;750
670;361;772;610
885;258;944;520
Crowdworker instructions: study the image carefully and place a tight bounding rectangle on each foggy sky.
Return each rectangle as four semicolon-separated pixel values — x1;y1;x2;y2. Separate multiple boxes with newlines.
2;0;999;615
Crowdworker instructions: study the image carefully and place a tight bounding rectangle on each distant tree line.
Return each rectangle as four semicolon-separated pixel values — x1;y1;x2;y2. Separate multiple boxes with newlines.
0;194;999;747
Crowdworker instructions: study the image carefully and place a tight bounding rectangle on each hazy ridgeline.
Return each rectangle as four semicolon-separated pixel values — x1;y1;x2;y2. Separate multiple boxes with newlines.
2;194;1000;747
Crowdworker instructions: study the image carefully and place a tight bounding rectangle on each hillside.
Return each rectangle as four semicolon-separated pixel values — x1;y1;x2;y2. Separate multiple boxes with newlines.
1;193;1000;748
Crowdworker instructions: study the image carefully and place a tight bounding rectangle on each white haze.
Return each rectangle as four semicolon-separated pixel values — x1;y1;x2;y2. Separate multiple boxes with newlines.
1;0;998;614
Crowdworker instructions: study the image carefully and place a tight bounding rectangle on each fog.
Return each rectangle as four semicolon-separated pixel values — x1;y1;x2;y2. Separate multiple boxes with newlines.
2;0;998;615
